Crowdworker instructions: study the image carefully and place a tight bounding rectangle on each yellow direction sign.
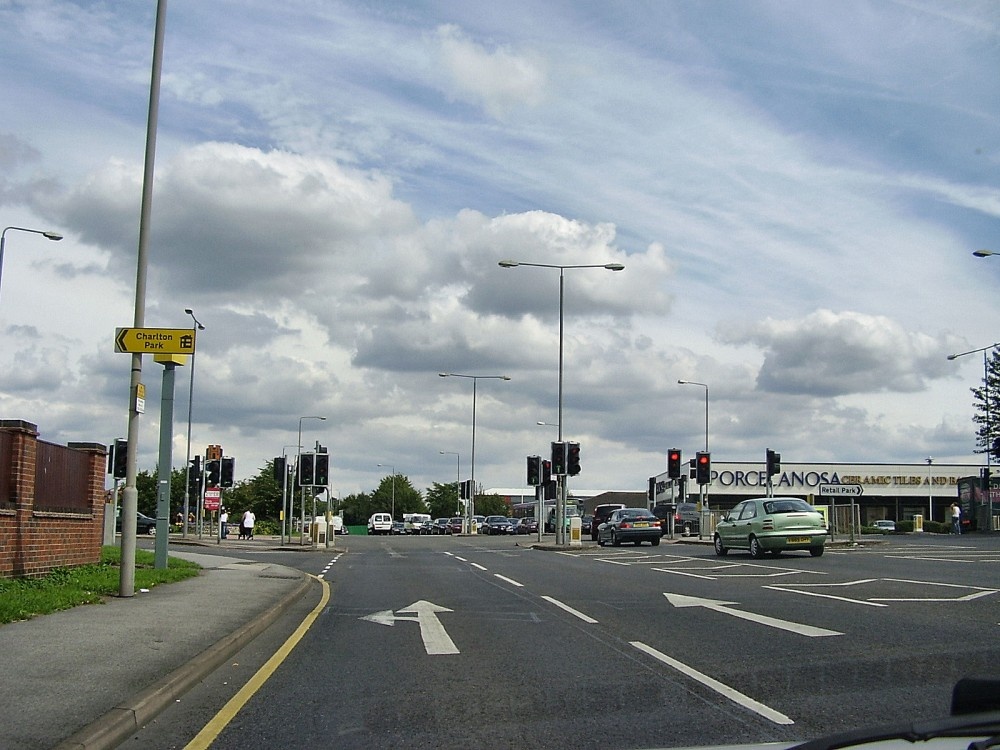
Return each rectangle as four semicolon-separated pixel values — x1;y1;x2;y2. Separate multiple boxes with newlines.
115;327;196;354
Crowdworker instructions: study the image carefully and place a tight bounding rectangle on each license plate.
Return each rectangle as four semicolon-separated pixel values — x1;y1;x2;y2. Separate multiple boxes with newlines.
634;522;649;527
787;536;810;544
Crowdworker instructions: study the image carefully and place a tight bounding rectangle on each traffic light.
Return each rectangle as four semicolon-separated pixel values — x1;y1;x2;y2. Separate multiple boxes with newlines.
527;455;541;486
111;439;128;479
314;453;330;486
766;448;781;477
188;456;202;495
206;459;221;486
695;451;711;485
667;449;682;479
542;459;552;485
566;441;581;476
551;441;566;475
460;479;474;500
298;453;315;486
689;457;696;480
220;457;235;488
273;456;286;484
647;476;656;505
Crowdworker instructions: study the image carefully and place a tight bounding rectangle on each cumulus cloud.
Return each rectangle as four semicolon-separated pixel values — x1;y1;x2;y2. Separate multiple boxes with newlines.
718;309;959;396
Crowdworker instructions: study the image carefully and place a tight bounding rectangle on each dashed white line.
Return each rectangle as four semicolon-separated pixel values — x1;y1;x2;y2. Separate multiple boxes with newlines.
494;574;523;587
317;553;343;580
471;562;488;571
541;595;598;623
630;641;794;725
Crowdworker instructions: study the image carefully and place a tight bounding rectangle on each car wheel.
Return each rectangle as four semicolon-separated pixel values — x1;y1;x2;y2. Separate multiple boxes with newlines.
597;536;605;547
612;530;621;547
651;537;660;547
147;526;155;536
810;546;825;557
749;536;765;559
713;535;727;556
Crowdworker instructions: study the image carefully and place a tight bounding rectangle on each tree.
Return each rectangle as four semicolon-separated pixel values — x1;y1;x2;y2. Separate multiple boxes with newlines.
970;347;1000;458
425;481;459;518
341;492;374;526
372;474;425;520
473;492;510;517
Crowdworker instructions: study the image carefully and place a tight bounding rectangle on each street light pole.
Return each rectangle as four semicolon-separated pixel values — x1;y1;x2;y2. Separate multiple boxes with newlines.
377;463;396;520
948;342;1000;532
439;372;510;532
297;416;326;544
678;379;710;538
439;451;460;515
181;308;204;539
499;259;624;544
0;226;64;303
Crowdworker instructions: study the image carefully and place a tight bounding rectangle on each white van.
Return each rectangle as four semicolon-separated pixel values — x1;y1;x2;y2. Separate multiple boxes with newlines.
403;513;431;534
367;513;392;535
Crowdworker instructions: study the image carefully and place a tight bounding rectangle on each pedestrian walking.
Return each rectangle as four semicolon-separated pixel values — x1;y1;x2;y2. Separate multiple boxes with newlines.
950;502;962;535
220;507;229;539
242;509;256;540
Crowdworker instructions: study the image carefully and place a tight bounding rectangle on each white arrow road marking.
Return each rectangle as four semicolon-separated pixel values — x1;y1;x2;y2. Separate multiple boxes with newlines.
362;600;460;655
631;641;794;725
665;593;843;637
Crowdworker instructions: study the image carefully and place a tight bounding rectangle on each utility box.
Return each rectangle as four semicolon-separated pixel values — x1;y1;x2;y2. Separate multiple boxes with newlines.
311;516;328;544
913;514;924;532
569;516;582;546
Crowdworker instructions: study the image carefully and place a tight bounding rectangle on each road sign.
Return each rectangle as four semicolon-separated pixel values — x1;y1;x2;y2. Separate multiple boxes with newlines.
115;327;196;354
818;483;863;497
204;488;221;511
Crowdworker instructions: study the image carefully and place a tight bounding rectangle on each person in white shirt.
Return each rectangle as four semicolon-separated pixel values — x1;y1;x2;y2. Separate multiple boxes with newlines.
220;508;229;539
242;509;256;540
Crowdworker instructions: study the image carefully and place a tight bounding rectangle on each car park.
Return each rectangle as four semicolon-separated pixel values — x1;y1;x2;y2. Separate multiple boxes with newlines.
590;503;626;541
714;497;827;558
597;508;661;546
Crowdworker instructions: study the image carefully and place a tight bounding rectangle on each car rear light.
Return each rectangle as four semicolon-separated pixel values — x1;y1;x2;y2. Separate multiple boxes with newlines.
621;522;631;528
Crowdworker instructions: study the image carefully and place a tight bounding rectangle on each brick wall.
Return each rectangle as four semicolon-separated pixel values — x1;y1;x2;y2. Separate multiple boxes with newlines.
0;420;106;578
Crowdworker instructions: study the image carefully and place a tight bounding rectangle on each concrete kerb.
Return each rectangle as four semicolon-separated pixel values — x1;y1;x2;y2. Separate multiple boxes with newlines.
51;571;314;750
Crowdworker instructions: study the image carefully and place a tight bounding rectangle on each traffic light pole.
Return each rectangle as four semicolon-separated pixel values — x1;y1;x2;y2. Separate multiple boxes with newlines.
154;358;178;569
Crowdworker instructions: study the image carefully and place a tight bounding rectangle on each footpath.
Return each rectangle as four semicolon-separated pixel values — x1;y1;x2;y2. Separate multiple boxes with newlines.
0;534;314;750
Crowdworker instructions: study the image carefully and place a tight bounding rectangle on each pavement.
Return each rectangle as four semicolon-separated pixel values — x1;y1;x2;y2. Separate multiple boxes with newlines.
0;534;315;750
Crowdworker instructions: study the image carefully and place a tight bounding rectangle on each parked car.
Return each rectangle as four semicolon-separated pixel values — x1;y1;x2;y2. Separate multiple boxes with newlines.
714;497;827;558
447;516;464;534
505;518;520;534
473;514;486;533
484;515;511;535
390;521;405;535
672;502;701;536
117;512;157;535
873;519;896;533
581;515;593;535
432;518;451;534
418;519;435;534
591;503;626;541
597;508;661;547
367;512;393;535
515;517;538;534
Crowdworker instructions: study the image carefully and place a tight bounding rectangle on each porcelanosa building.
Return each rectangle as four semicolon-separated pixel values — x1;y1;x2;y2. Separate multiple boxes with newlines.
650;461;997;532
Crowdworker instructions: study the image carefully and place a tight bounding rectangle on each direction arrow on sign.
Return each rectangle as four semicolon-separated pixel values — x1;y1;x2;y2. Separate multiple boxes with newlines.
818;483;863;497
115;327;196;355
665;593;842;637
361;600;459;654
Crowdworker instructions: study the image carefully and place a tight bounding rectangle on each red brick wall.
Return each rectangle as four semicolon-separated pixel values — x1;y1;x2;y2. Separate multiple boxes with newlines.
0;421;106;578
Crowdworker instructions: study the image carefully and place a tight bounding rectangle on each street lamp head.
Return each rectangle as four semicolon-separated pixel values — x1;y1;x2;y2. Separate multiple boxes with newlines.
42;232;63;241
438;372;450;378
604;263;625;271
501;375;511;381
498;260;519;268
185;308;206;330
973;250;997;258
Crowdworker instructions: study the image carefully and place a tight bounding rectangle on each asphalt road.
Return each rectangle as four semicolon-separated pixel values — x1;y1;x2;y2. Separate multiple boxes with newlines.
131;533;1000;749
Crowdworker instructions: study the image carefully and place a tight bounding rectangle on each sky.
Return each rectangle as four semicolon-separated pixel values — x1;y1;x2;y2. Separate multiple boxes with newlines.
1;0;998;498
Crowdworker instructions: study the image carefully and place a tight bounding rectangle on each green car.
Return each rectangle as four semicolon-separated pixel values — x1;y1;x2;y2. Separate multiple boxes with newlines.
714;497;826;558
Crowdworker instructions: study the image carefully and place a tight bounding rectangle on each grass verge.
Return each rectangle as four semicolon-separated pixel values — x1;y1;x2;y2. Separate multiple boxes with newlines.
0;546;201;625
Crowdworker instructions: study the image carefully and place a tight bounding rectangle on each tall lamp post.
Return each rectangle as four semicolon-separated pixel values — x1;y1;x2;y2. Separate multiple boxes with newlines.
0;226;64;303
297;416;326;544
678;379;709;538
439;372;511;532
499;259;624;544
377;463;396;520
947;342;1000;532
280;443;300;544
181;308;205;539
439;451;461;515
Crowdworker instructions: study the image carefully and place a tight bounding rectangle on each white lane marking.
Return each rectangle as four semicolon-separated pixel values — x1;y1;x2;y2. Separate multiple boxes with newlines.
318;552;342;579
541;595;598;623
630;641;794;726
494;574;523;587
665;593;842;637
471;562;488;571
454;556;468;562
362;600;460;655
